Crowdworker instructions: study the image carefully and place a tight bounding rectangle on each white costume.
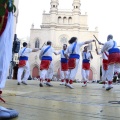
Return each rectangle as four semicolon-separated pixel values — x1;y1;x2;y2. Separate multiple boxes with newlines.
65;41;85;88
39;45;54;86
17;47;32;83
101;39;120;90
82;51;91;85
57;50;69;84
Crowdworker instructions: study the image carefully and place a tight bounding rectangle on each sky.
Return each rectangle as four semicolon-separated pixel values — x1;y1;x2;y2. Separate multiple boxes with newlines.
16;0;120;44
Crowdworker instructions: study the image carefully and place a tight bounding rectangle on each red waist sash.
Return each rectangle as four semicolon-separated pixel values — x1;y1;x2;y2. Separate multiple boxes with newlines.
61;63;68;71
68;58;76;69
108;53;120;64
82;63;90;70
18;60;26;67
40;60;51;70
102;59;108;70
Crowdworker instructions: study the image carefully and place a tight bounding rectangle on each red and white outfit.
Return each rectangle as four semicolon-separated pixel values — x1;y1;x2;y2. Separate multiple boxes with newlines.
82;51;91;85
39;45;54;85
65;41;85;88
17;47;32;83
101;39;120;90
57;50;69;85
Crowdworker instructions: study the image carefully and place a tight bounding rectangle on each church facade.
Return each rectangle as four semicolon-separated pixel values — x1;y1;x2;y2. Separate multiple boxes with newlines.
29;0;100;81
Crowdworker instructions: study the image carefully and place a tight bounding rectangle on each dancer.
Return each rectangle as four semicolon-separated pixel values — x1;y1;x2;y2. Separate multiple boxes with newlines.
82;46;93;87
64;37;95;89
39;41;56;87
56;44;69;85
17;42;40;85
101;34;120;90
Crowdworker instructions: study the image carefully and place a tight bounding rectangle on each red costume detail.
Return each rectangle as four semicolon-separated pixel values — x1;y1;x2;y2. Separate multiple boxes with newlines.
68;58;76;69
40;60;51;70
82;63;90;70
18;60;26;67
61;63;68;71
108;53;120;64
102;59;108;70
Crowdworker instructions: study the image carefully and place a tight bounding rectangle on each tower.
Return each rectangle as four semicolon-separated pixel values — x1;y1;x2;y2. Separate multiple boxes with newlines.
72;0;81;14
50;0;59;13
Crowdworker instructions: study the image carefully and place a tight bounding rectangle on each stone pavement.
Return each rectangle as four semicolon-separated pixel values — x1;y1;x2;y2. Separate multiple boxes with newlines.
1;80;120;120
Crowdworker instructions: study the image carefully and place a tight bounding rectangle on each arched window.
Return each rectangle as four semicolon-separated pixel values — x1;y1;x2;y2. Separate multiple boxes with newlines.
35;39;40;48
63;17;67;24
58;16;62;24
68;17;72;24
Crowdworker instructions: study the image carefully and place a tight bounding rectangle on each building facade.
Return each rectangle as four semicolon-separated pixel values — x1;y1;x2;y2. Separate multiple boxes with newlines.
29;0;100;81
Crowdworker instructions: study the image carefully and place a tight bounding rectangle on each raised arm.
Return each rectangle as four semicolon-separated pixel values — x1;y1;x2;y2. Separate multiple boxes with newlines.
84;40;95;44
32;48;41;52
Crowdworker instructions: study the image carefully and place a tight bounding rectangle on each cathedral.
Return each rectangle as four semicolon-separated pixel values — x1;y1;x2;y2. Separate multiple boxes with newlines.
29;0;100;81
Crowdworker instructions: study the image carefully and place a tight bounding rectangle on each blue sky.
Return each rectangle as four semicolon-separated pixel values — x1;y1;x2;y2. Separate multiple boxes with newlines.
16;0;120;44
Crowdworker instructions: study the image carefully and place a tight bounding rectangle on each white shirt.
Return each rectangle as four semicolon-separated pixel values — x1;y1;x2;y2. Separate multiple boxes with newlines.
39;45;54;59
18;47;32;57
65;41;85;55
82;52;91;60
57;50;66;58
98;46;109;60
101;39;117;53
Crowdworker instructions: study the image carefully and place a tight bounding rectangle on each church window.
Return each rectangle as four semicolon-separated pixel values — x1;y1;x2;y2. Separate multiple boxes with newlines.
58;16;62;24
68;17;72;24
35;39;40;48
63;17;67;24
76;6;78;8
53;5;55;7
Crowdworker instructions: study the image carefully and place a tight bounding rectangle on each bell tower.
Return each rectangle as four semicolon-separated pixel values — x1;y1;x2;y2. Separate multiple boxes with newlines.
72;0;81;14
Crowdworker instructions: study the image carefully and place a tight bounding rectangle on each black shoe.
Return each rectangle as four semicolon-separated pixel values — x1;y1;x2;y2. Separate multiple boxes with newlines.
39;83;43;87
21;81;27;85
17;82;20;85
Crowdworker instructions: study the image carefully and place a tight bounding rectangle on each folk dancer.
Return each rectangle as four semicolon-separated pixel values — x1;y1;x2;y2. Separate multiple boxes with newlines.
39;41;56;87
64;37;95;89
82;46;93;87
101;34;120;90
56;44;69;85
17;42;40;85
96;48;109;88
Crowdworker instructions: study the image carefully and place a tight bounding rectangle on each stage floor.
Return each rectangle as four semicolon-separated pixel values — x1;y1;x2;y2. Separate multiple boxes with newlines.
1;80;120;120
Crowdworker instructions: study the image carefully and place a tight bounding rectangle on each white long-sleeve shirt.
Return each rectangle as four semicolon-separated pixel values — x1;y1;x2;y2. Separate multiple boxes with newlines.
39;45;54;60
18;47;32;57
56;50;66;58
101;39;117;53
65;41;85;55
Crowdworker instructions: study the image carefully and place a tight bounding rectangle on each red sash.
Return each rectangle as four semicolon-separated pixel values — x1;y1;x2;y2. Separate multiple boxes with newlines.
40;60;51;70
108;53;120;64
61;63;68;71
102;59;108;70
82;63;90;70
68;58;76;69
18;60;26;67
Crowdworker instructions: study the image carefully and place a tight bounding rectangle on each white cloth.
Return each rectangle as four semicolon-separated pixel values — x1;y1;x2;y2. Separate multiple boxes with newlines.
39;45;54;59
65;41;85;55
18;47;32;57
17;47;32;82
60;71;69;79
102;66;108;81
65;41;85;81
57;50;66;58
82;69;89;81
82;52;91;60
17;61;30;82
101;39;117;53
0;13;14;89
